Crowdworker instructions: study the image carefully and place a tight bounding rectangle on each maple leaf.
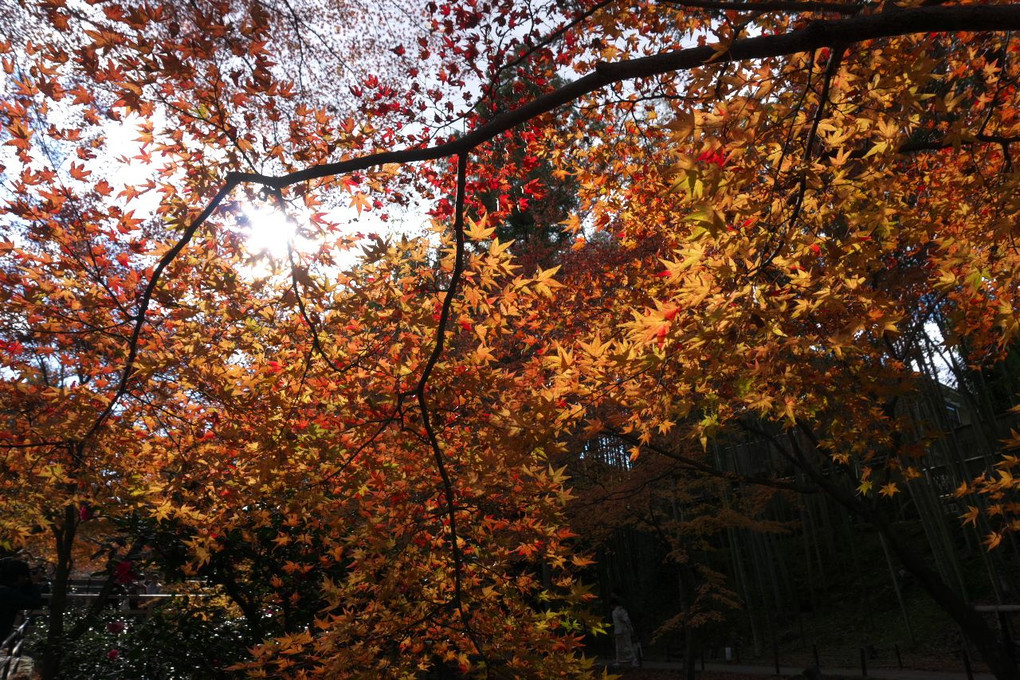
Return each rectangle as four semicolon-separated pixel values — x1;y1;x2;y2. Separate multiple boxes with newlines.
879;482;898;498
464;216;495;241
69;163;91;181
349;192;371;214
984;532;1004;550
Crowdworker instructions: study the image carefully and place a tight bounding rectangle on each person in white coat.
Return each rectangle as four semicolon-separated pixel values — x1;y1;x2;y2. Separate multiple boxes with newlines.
611;597;640;667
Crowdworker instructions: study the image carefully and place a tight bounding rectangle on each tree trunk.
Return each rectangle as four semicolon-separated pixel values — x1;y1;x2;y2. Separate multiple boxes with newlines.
679;563;698;680
38;505;76;680
684;626;698;680
789;430;1020;680
873;514;1018;680
218;569;265;643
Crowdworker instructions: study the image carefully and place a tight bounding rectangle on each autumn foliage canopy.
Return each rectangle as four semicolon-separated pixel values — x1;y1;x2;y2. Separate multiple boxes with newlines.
3;0;1020;677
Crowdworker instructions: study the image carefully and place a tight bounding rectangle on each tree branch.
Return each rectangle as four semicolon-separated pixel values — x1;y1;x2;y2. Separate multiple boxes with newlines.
228;5;1020;191
413;154;487;660
607;429;820;494
68;536;146;641
758;44;847;271
782;44;846;229
82;179;240;445
85;2;1020;460
494;0;618;80
658;0;869;15
278;190;364;377
896;132;1020;156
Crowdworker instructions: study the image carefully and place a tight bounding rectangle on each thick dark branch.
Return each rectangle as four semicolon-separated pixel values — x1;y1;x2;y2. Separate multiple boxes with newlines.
803;46;844;176
414;154;486;657
414;161;466;395
86;3;1020;447
82;179;239;444
896;132;1020;155
229;4;1020;191
658;0;868;14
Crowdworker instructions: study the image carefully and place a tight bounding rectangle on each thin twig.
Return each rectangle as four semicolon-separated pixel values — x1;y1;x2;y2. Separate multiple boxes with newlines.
494;0;617;81
758;45;846;271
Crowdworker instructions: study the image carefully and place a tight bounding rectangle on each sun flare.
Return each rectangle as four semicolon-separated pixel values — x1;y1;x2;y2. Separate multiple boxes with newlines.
243;205;296;260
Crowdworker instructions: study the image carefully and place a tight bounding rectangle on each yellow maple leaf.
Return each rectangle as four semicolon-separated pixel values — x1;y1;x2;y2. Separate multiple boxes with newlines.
464;215;495;241
349;191;371;214
984;532;1003;550
960;506;980;527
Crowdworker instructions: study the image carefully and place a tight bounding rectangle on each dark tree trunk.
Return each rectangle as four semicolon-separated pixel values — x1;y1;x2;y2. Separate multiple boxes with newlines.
38;505;76;680
790;429;1020;680
218;569;265;642
683;626;698;680
679;563;698;680
873;513;1019;680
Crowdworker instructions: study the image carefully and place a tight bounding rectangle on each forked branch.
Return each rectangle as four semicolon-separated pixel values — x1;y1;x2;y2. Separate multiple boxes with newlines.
412;154;488;659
